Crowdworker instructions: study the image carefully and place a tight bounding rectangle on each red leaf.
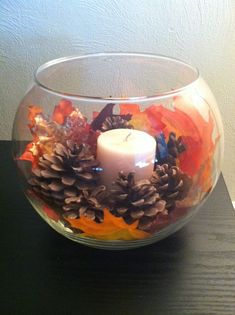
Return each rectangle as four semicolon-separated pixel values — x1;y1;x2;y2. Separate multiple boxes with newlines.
119;103;141;115
145;105;167;134
43;205;59;222
18;142;38;168
52;99;74;125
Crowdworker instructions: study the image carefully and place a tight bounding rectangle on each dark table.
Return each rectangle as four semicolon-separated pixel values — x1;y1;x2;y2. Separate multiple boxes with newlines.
1;141;235;315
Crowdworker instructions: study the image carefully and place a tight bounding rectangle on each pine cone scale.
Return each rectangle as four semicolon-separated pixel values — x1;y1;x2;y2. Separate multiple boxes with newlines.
61;176;76;186
117;207;128;215
159;183;169;191
130;210;144;219
39;182;50;190
55;143;68;157
115;194;128;201
32;168;41;177
48;181;65;192
144;194;159;205
38;160;51;169
65;196;82;204
50;164;66;172
84;210;96;220
63;211;78;219
143;207;159;217
64;188;78;197
51;192;65;200
41;169;61;179
76;172;98;181
131;199;145;207
43;153;59;164
41;190;51;198
174;179;183;190
167;191;179;199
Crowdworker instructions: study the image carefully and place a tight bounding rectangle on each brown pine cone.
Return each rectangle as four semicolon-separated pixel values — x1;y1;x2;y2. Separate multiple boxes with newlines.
156;132;185;166
28;140;100;206
151;164;192;210
62;185;107;222
101;115;133;132
111;172;167;231
167;132;185;157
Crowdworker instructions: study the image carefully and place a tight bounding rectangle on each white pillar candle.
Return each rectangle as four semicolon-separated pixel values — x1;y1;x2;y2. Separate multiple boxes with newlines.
97;129;156;186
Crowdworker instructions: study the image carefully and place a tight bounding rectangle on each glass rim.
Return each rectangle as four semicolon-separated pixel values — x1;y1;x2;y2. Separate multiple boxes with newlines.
34;52;200;102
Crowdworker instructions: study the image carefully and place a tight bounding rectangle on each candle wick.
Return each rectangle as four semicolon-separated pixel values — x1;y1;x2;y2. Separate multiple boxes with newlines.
125;132;132;141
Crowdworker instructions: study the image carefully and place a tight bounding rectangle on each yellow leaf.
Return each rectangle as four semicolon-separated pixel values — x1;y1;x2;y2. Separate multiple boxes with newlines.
66;208;150;241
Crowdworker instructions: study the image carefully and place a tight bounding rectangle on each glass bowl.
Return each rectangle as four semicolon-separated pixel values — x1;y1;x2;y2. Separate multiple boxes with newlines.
12;53;224;249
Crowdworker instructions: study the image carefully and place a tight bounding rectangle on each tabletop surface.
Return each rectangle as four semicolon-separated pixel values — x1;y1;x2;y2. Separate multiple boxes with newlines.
1;141;235;315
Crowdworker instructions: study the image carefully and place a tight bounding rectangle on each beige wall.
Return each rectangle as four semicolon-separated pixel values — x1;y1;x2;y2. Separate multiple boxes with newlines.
1;0;235;199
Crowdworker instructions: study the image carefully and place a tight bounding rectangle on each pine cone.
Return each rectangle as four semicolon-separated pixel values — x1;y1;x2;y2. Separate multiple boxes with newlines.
101;115;133;132
167;132;185;157
62;185;107;222
111;172;167;231
151;164;192;210
156;132;185;166
28;140;100;206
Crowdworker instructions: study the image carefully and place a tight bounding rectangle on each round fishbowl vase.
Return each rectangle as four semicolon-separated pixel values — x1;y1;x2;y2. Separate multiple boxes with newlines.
12;53;224;249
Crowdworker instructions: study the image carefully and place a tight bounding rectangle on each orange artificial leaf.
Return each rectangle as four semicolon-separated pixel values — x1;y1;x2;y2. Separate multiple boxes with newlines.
130;111;157;136
144;97;217;191
197;134;220;192
66;208;149;241
173;95;217;191
52;99;74;125
120;104;163;136
18;136;53;169
18;142;38;168
119;103;141;115
146;104;201;141
28;105;42;129
197;159;213;192
145;105;167;133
